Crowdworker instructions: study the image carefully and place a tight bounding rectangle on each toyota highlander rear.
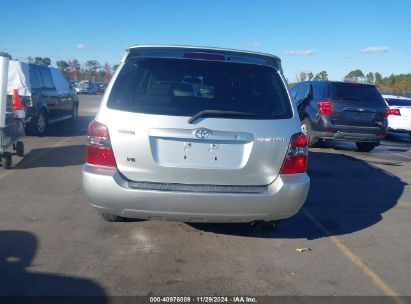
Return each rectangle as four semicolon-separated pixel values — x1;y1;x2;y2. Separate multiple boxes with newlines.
82;45;310;223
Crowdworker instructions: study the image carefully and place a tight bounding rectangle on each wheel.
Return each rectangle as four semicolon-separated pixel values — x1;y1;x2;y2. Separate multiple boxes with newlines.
29;109;48;136
301;118;318;147
100;212;125;222
1;152;12;170
16;141;24;157
355;142;377;152
71;103;79;121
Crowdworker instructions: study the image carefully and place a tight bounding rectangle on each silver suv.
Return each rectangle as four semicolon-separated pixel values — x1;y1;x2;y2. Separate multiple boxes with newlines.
82;45;310;223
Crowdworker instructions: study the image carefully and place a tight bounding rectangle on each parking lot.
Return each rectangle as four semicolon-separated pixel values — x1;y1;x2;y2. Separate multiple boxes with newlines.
0;94;411;298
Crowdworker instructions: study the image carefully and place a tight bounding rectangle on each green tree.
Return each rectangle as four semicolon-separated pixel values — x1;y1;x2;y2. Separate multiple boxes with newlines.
0;52;12;60
376;73;411;93
296;71;308;82
34;57;51;65
313;71;328;80
365;72;374;84
56;60;69;71
85;60;101;80
344;69;365;82
375;72;382;85
307;72;314;80
42;57;51;66
27;56;33;63
386;74;396;86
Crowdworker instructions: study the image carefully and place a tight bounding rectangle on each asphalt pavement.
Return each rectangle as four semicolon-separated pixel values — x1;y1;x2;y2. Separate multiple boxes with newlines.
0;94;410;299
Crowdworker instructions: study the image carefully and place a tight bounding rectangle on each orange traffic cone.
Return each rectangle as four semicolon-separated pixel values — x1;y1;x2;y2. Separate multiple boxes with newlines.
11;89;25;110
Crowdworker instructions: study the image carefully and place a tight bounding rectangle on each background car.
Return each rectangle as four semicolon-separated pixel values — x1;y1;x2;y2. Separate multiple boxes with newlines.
96;83;107;94
7;61;79;136
76;81;97;94
291;81;388;152
70;80;78;89
383;94;411;138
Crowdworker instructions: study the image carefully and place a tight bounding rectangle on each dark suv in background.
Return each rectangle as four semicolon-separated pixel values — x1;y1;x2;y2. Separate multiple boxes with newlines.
8;61;79;136
290;81;388;152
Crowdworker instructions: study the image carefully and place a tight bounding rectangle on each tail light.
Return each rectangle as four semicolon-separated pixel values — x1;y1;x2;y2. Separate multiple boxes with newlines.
85;120;117;167
317;99;331;116
390;108;401;116
384;107;390;119
280;132;308;174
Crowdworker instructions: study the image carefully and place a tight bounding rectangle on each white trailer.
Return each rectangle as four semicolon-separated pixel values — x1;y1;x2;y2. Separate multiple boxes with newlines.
0;56;25;169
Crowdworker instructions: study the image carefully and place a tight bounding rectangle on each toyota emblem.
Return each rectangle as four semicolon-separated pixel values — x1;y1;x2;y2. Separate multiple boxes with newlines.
195;128;210;139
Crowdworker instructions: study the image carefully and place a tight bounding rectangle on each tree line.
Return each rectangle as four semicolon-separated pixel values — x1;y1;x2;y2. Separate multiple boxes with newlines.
0;52;118;84
1;51;410;93
290;69;411;94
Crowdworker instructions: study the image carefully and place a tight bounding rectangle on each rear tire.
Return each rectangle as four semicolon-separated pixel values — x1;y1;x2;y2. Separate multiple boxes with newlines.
29;109;48;136
71;103;79;121
100;212;125;222
355;142;377;152
1;152;12;169
16;141;24;157
301;118;318;147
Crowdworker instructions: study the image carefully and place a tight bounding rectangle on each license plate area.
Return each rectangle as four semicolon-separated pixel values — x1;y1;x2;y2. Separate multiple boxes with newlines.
343;111;375;123
149;138;252;169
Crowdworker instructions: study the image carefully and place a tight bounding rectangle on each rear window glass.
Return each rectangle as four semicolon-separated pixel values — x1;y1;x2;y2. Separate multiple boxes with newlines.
385;98;411;107
29;66;43;89
107;58;292;119
330;83;385;104
39;68;54;89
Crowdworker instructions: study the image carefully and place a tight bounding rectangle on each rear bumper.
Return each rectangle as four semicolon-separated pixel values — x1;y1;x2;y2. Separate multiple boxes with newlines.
387;117;411;133
82;164;310;223
313;130;382;142
313;119;386;142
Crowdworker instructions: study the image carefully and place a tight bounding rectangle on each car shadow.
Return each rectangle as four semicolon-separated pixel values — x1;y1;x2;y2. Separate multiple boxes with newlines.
14;144;85;169
13;116;93;169
24;115;94;138
0;230;107;298
190;151;406;239
385;132;411;144
45;115;94;137
316;135;411;152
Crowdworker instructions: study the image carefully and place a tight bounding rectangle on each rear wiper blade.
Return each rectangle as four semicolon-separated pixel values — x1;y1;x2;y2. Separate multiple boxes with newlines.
188;110;257;124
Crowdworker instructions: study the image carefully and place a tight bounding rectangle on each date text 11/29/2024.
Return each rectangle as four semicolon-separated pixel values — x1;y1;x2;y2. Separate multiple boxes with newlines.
150;296;257;303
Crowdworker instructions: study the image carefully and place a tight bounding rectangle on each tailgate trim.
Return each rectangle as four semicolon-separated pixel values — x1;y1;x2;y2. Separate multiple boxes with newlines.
127;180;268;193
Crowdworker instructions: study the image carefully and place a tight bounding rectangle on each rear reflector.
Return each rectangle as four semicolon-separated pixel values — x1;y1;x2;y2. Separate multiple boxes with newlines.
390;108;401;116
86;145;116;167
85;120;117;167
317;99;332;116
183;52;225;61
280;132;308;174
280;156;307;174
